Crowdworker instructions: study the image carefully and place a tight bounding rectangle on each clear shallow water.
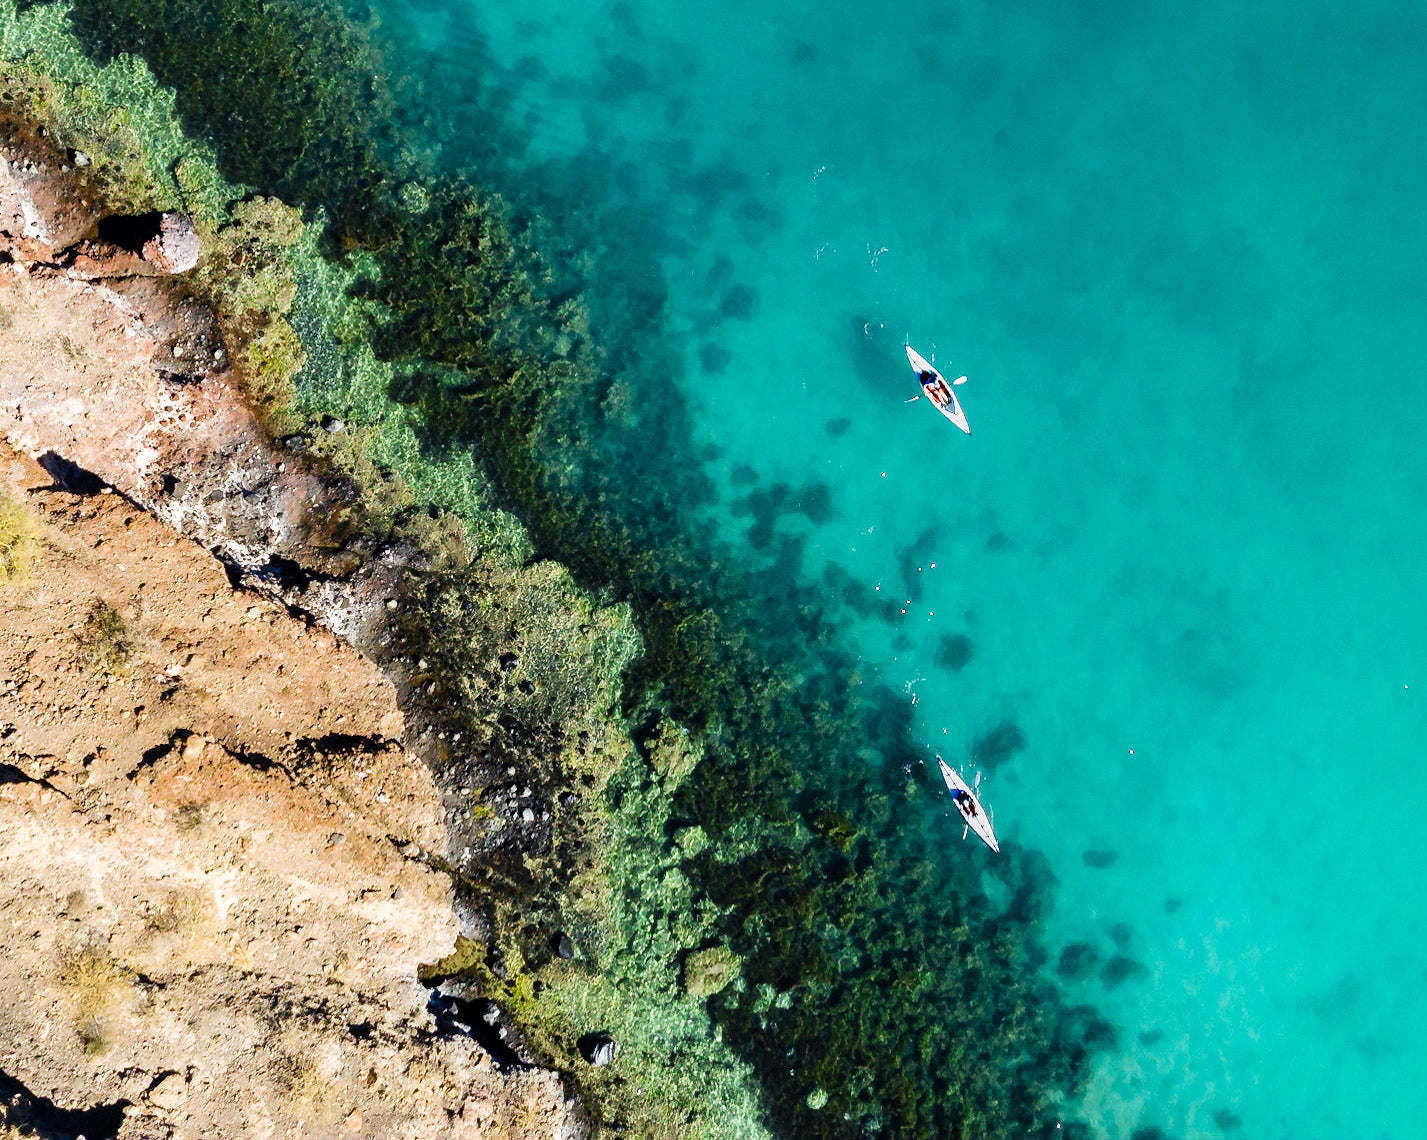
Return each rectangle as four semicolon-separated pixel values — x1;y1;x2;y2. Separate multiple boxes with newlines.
378;0;1427;1134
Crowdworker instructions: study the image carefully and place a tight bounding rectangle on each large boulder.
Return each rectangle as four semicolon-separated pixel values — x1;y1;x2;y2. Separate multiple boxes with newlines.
142;211;200;273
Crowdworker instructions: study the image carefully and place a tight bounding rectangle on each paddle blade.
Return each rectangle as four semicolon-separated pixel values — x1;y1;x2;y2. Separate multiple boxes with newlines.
953;375;968;385
962;823;969;841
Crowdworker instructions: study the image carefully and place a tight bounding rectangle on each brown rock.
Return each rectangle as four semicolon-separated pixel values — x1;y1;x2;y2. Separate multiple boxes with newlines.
147;1072;187;1111
180;734;208;762
141;212;200;273
0;446;584;1140
0;127;102;263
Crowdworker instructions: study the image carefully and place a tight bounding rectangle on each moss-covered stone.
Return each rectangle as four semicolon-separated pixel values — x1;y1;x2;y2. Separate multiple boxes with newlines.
683;946;741;999
646;717;699;790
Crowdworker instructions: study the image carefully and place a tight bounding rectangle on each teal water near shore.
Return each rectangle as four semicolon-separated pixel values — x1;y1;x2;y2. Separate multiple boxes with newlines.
373;1;1427;1134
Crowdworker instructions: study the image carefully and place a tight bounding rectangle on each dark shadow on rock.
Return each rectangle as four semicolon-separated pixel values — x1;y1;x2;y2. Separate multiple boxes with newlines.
577;1031;617;1066
295;733;390;757
97;210;165;254
0;1066;129;1140
37;451;106;495
426;984;529;1071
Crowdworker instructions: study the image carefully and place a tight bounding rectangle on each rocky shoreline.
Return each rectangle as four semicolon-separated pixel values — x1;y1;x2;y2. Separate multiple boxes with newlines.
3;6;1103;1129
1;119;584;1138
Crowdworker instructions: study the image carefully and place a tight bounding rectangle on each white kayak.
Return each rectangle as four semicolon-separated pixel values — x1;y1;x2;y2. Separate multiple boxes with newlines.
906;344;970;434
937;756;999;853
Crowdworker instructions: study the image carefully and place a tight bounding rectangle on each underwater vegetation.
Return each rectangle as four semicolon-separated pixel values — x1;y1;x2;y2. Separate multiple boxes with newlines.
9;0;1118;1134
936;631;976;672
54;0;412;241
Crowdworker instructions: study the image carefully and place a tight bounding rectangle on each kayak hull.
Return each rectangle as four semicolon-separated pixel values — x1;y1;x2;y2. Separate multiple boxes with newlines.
906;345;971;434
937;757;1000;852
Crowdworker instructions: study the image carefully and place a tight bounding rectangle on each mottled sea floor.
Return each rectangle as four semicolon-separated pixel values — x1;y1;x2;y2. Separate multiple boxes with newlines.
374;1;1427;1135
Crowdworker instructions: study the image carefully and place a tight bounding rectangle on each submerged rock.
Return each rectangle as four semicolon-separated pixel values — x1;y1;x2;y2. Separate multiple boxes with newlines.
1101;954;1148;990
934;632;974;672
578;1033;616;1067
1057;942;1101;981
682;945;741;998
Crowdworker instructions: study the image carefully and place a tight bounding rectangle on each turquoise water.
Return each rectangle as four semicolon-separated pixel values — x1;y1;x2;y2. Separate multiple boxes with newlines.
390;1;1426;1135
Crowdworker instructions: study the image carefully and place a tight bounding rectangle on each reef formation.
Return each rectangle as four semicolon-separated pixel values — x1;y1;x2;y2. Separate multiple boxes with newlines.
1;1;1112;1136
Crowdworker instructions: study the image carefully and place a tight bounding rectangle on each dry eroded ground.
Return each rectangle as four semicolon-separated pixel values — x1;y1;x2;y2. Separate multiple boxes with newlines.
0;447;579;1140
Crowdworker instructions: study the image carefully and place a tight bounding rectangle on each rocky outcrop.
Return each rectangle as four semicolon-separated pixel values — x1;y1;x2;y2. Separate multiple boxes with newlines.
0;128;395;646
0;119;590;1139
0;441;581;1136
0;127;98;261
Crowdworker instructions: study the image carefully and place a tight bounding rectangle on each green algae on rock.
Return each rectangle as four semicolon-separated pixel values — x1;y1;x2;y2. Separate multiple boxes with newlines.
683;945;742;999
